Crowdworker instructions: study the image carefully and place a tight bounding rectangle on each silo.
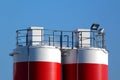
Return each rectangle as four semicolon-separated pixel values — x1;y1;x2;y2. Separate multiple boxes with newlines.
10;27;61;80
62;49;77;80
61;27;108;80
75;26;108;80
78;48;108;80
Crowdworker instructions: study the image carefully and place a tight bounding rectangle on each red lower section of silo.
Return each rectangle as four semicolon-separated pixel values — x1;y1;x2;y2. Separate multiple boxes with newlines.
78;63;108;80
62;63;108;80
14;62;61;80
62;64;77;80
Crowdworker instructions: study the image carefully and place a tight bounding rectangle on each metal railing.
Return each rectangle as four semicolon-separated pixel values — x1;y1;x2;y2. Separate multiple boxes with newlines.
16;28;106;49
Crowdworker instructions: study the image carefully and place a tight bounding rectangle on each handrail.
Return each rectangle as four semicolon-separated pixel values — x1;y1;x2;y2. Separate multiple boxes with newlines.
16;28;106;49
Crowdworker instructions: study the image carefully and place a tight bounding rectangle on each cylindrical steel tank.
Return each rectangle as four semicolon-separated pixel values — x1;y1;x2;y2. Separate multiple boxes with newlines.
62;48;108;80
62;49;77;80
11;46;61;80
78;48;108;80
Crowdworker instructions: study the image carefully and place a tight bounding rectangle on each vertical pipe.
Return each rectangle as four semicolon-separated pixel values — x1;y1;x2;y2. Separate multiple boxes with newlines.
102;33;105;48
16;30;18;46
67;35;69;47
60;31;63;49
72;32;74;49
27;29;30;80
27;45;30;80
41;29;43;45
80;32;82;48
26;29;28;46
95;35;99;48
64;35;69;47
90;31;92;47
93;31;95;47
49;35;50;46
76;49;78;80
53;31;55;46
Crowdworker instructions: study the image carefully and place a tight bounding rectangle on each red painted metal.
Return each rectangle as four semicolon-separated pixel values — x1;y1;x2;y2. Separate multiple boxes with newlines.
62;64;77;80
62;63;108;80
78;63;108;80
14;62;61;80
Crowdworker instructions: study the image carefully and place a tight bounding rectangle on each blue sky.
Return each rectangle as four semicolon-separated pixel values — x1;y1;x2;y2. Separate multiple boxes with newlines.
0;0;120;80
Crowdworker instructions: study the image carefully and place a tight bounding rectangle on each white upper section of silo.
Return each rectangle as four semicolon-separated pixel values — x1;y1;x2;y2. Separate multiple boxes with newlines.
78;48;108;65
62;49;77;64
11;46;61;63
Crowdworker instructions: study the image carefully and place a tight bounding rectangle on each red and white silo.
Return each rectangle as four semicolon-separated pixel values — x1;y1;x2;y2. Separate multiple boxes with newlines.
10;27;61;80
62;49;77;80
78;48;108;80
62;48;108;80
62;28;108;80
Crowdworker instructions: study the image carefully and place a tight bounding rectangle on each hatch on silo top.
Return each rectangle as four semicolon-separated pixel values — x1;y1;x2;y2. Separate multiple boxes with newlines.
74;29;90;48
27;26;44;46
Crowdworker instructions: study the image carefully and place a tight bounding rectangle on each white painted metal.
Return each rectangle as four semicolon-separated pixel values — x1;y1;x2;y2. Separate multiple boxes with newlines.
28;27;44;46
75;29;90;47
12;46;61;63
78;48;108;65
62;49;77;64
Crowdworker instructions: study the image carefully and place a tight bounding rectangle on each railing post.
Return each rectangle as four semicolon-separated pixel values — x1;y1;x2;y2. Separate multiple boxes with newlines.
16;30;18;46
72;32;74;49
80;32;82;48
53;31;55;46
67;35;69;47
48;35;51;46
60;31;63;49
26;29;29;46
102;33;105;48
